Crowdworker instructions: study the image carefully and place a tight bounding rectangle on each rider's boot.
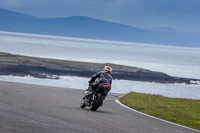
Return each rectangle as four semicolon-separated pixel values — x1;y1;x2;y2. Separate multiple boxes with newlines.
84;86;93;98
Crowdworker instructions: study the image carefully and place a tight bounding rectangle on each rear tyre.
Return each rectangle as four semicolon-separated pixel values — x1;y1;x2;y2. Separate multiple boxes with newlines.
90;94;104;111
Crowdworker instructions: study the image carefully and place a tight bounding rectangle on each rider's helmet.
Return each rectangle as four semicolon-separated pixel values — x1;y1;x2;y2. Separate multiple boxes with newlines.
104;66;112;73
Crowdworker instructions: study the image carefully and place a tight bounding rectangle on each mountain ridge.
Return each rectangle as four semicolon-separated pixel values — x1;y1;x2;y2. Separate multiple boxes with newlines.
0;8;199;47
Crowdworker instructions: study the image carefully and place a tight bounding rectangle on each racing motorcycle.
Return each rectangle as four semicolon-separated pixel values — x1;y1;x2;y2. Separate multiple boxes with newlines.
80;83;111;111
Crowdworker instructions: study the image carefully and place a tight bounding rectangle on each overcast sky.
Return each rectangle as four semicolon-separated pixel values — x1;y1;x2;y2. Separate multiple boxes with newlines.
0;0;200;32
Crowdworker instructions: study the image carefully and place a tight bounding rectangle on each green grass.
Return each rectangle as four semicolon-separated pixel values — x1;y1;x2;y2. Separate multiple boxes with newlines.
0;52;8;55
0;52;102;67
0;52;138;71
119;92;200;130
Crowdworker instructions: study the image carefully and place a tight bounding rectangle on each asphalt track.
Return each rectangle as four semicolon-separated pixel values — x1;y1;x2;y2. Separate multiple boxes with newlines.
0;81;199;133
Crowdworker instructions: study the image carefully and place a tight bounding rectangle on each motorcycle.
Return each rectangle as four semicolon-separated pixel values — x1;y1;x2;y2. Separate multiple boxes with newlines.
80;83;111;111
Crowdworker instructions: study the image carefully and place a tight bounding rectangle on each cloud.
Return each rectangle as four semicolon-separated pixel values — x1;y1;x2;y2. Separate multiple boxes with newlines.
0;0;25;7
142;0;200;15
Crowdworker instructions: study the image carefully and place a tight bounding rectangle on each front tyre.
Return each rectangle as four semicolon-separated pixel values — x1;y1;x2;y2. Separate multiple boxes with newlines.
80;99;86;108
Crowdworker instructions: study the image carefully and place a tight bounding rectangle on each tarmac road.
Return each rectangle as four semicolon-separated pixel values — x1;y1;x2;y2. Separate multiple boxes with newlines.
0;81;199;133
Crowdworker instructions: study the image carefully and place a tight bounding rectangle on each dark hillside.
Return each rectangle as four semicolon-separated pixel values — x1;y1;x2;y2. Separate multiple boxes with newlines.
0;52;194;84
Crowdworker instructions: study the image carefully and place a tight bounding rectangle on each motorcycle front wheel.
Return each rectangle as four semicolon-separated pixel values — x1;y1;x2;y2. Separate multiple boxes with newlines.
80;99;86;108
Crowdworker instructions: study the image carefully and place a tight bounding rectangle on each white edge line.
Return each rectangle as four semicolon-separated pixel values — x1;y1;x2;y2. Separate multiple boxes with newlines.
115;97;200;133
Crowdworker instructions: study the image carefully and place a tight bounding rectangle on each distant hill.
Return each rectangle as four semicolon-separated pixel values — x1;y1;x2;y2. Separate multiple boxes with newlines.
0;52;193;84
0;8;200;47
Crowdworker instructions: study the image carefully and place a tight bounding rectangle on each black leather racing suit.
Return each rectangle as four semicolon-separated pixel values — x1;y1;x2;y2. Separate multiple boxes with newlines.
88;71;112;91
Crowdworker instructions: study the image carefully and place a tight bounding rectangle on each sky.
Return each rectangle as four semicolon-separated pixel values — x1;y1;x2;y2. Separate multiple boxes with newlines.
0;0;200;32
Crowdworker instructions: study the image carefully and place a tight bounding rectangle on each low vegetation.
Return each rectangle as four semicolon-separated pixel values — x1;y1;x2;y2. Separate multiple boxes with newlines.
119;92;200;130
0;52;136;71
0;51;195;83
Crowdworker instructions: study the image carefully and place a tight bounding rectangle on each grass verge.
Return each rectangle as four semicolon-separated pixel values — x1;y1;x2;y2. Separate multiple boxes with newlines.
119;92;200;130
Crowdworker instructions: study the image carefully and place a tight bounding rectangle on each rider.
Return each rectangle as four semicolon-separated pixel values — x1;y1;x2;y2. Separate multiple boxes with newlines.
86;66;112;97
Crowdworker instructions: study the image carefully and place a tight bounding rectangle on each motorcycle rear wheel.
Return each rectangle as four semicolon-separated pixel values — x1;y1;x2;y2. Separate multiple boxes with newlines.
90;94;104;111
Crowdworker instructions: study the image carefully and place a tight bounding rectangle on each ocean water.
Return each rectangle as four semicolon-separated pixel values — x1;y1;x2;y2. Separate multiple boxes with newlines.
0;31;200;99
0;31;200;79
0;75;200;100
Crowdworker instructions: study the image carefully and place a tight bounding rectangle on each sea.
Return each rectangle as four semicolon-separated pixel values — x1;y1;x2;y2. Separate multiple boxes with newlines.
0;31;200;99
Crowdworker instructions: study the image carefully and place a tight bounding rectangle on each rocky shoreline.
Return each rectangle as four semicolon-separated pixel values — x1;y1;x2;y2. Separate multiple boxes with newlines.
0;52;198;84
0;63;194;84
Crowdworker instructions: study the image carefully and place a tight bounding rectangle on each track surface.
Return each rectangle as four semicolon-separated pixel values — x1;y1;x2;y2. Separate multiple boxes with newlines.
0;81;199;133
